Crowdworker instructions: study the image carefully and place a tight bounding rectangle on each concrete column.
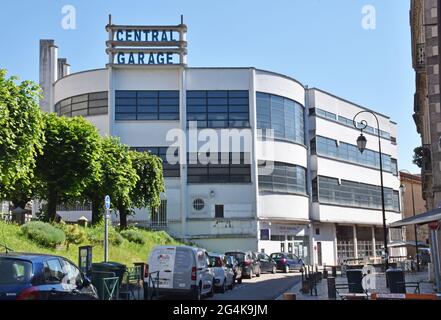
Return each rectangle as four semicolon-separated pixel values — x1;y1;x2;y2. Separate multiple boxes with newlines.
333;224;338;265
179;66;188;240
353;225;358;259
39;40;58;113
57;58;70;79
372;226;377;258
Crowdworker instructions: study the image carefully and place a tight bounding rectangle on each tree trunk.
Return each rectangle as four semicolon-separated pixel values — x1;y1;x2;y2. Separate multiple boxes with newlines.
47;193;57;222
91;197;102;225
119;206;128;230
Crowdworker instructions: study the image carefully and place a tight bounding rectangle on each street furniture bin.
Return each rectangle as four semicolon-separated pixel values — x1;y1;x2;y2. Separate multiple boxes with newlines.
386;268;406;294
92;261;127;286
346;269;364;293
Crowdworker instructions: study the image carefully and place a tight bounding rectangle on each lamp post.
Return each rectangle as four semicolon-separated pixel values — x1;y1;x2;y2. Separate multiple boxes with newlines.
399;170;420;272
353;111;389;272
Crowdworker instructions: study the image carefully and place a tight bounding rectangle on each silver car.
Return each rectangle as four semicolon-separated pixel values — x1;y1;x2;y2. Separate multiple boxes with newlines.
208;253;235;293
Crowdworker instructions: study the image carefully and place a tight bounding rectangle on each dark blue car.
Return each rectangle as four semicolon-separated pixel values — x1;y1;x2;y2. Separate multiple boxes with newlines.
270;253;304;273
0;253;98;300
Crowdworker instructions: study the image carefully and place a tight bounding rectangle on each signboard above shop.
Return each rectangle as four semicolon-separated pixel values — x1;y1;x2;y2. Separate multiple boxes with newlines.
105;15;188;66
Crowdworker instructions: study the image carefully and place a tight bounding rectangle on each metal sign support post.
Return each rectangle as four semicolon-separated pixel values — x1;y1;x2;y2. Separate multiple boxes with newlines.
104;195;111;262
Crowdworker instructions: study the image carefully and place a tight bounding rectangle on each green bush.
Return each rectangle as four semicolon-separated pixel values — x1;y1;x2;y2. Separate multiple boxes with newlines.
120;229;145;244
86;222;123;246
21;221;66;248
64;224;87;246
153;230;175;244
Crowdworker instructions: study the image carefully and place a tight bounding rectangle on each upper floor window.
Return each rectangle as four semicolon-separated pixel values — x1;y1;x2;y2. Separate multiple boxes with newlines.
55;91;108;117
115;90;179;121
391;159;398;176
313;136;393;172
315;176;400;212
186;90;249;128
133;146;180;177
187;152;251;184
257;92;305;145
258;161;307;195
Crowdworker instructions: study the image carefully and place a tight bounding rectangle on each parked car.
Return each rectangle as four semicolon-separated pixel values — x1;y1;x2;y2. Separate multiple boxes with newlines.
225;255;242;284
225;251;260;279
270;252;304;273
0;253;98;300
147;245;214;300
256;252;277;274
208;253;235;292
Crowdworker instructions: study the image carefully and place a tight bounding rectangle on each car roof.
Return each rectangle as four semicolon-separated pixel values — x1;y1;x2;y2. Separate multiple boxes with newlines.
0;252;67;263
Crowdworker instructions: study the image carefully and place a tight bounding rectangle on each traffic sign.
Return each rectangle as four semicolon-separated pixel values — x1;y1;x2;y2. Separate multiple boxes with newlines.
105;195;111;210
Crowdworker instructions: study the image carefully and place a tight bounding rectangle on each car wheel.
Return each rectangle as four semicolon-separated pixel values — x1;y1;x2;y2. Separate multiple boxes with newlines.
272;266;277;274
193;285;202;300
207;284;214;298
284;265;290;273
220;280;226;293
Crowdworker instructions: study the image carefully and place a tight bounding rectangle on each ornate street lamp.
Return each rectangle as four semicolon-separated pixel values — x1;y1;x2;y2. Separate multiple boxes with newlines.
399;169;420;272
353;111;389;272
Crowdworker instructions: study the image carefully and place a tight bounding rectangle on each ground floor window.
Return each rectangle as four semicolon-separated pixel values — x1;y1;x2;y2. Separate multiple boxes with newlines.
336;226;355;263
357;226;373;258
150;200;167;229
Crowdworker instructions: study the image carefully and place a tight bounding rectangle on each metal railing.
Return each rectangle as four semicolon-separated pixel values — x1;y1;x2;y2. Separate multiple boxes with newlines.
145;271;160;300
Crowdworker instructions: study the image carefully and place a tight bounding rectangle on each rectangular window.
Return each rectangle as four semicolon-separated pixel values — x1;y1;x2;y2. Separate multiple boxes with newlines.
215;205;224;218
187;152;251;184
316;176;400;211
391;159;398;176
315;136;393;172
115;90;179;121
150;200;167;229
186;90;249;128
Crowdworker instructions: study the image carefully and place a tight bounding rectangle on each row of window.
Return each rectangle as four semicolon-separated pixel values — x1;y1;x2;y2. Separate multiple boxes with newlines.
312;176;400;212
115;90;180;120
187;152;251;184
314;108;392;140
257;92;305;144
186;90;250;128
258;162;307;195
311;136;398;174
55;92;108;117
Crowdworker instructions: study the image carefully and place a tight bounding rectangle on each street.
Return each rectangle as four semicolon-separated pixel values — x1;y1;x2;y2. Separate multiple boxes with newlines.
207;272;302;300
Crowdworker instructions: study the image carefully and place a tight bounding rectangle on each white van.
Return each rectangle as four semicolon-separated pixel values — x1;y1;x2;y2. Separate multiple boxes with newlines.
147;245;214;300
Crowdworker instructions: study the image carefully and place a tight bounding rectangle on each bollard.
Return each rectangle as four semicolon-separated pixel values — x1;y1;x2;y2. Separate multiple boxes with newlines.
327;277;336;300
332;266;337;278
283;293;297;300
323;269;328;279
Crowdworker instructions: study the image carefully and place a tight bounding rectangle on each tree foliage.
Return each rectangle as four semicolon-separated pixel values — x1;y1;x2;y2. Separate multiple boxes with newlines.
0;69;44;200
84;136;138;226
413;146;429;169
35;113;101;221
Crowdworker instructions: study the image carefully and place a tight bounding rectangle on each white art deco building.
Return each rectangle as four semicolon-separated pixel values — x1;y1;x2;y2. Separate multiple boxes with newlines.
38;19;404;265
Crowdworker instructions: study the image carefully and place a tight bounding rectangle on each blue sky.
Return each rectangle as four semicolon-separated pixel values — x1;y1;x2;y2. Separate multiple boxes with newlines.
0;0;419;172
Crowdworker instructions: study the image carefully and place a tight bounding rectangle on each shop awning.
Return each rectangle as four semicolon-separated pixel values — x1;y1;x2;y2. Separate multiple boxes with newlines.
388;207;441;228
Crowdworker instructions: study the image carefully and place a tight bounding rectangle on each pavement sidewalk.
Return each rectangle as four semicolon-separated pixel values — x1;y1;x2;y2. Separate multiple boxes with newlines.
277;270;438;300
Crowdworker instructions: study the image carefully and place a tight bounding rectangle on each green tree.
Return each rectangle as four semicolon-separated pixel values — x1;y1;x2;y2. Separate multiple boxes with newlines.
413;146;429;169
121;150;164;228
0;69;44;201
35;113;101;221
84;137;138;226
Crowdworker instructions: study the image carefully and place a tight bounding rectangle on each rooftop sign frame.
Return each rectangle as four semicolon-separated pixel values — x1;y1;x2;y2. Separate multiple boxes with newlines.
105;15;188;67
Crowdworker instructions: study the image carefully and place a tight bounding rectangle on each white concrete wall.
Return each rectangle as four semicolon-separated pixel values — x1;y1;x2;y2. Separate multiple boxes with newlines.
258;194;309;221
256;141;307;168
255;70;305;105
317;205;402;225
186;68;250;90
312;223;337;266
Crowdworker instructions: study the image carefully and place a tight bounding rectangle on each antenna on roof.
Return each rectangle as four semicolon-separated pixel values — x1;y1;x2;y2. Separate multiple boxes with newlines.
181;14;184;25
108;14;112;26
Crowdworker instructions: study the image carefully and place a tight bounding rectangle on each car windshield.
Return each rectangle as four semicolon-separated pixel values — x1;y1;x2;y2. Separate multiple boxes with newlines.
209;256;223;267
271;253;285;259
0;258;33;285
226;252;245;263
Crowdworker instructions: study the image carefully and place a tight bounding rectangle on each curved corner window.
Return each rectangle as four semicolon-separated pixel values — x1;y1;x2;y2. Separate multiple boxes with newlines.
258;161;307;195
256;92;305;145
55;91;108;117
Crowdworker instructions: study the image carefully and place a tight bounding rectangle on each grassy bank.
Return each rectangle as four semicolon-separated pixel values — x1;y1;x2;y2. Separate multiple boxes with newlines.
0;220;183;266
